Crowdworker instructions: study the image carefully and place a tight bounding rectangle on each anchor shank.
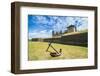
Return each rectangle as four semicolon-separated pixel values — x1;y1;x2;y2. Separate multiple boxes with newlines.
46;42;52;52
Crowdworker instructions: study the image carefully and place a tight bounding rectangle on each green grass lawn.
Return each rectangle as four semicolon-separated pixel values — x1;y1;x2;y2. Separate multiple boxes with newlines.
28;41;88;61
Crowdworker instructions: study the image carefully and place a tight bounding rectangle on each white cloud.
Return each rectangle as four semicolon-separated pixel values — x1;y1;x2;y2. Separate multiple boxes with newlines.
29;30;52;39
29;16;88;39
77;17;88;31
52;17;88;32
36;16;48;24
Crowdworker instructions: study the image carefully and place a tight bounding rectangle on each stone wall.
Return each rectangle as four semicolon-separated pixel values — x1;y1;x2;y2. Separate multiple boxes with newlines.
31;32;88;47
60;32;88;46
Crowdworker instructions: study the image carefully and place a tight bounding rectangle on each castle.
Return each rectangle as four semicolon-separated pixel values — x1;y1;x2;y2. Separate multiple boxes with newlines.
52;25;77;38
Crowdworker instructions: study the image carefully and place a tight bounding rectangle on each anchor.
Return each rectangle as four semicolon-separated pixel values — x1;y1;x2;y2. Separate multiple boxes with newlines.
46;41;62;57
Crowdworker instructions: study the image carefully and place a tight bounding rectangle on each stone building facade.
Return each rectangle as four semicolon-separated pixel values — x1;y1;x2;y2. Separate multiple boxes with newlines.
52;25;77;37
67;25;77;33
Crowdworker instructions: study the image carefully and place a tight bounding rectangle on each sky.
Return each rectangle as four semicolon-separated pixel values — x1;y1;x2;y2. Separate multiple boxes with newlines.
28;15;88;39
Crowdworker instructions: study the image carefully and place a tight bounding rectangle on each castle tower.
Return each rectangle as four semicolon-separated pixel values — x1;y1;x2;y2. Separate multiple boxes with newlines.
67;25;77;33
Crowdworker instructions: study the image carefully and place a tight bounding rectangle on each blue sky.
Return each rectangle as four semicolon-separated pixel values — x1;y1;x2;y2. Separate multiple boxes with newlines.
28;15;88;39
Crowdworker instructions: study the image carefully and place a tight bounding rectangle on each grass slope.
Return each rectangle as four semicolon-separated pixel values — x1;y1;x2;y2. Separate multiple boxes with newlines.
28;41;88;60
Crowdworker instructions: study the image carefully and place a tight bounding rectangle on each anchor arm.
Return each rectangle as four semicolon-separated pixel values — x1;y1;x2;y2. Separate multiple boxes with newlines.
45;42;52;52
50;45;59;54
